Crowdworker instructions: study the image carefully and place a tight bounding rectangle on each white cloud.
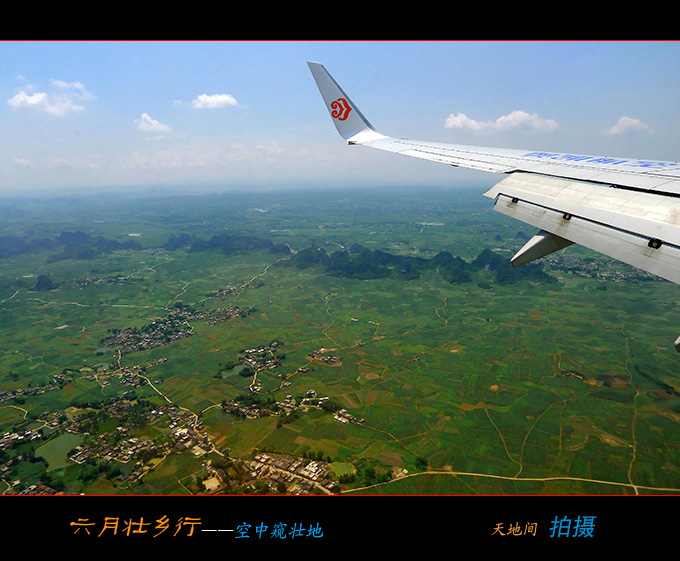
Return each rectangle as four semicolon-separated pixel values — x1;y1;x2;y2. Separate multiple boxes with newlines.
445;110;558;133
190;93;240;109
7;80;94;116
604;116;653;135
134;113;172;133
8;90;83;116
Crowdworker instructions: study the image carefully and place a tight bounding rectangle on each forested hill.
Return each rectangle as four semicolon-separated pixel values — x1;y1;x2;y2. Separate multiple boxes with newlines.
281;243;557;286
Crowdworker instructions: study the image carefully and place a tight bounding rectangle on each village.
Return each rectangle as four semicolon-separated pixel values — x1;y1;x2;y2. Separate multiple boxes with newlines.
2;391;346;495
1;343;362;495
242;452;339;495
100;303;252;355
73;274;132;288
542;253;656;282
1;277;365;496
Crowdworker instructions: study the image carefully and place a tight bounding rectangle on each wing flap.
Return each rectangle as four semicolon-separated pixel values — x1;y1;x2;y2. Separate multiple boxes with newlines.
485;172;680;284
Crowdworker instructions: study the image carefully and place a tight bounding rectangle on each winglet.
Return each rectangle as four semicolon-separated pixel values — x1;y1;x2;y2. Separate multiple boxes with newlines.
307;62;387;145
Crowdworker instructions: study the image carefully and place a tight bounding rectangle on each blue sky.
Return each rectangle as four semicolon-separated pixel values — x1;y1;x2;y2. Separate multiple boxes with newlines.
2;40;679;196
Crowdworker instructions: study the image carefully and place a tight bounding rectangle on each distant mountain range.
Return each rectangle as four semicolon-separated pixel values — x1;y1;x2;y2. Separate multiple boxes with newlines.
281;243;556;286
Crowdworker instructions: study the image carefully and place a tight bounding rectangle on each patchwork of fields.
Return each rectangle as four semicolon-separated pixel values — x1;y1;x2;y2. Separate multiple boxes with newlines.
2;186;679;495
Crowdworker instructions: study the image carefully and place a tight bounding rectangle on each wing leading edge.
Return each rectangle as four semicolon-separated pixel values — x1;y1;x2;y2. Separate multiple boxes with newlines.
308;61;680;349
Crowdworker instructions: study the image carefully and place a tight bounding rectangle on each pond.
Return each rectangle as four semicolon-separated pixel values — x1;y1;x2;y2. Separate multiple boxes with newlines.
35;432;83;471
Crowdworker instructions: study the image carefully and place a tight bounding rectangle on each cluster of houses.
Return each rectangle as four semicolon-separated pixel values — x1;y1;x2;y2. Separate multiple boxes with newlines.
222;388;348;424
333;409;364;425
101;305;249;355
308;349;342;364
0;428;42;450
101;322;193;355
245;452;338;495
63;402;214;486
73;275;130;288
68;434;161;465
240;341;284;372
4;482;59;495
0;429;59;495
207;280;250;298
543;253;653;282
0;384;53;406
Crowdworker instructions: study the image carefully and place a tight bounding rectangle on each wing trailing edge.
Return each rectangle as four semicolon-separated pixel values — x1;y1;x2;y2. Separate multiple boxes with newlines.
484;172;680;285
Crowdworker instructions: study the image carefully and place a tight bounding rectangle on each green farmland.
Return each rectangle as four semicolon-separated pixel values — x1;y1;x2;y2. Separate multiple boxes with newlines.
1;185;679;495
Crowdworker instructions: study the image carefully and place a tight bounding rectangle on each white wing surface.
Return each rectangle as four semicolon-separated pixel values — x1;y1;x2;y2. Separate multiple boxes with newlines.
308;62;680;290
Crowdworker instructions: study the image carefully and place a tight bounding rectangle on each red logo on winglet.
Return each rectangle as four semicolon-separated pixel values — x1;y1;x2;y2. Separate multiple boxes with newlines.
331;98;352;121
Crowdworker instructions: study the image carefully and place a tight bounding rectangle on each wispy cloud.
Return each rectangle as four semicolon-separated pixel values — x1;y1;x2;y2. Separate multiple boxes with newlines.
12;157;36;169
445;110;558;133
50;80;95;101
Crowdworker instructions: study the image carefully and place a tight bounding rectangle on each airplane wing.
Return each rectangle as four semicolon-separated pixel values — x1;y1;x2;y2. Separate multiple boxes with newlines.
308;61;680;291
